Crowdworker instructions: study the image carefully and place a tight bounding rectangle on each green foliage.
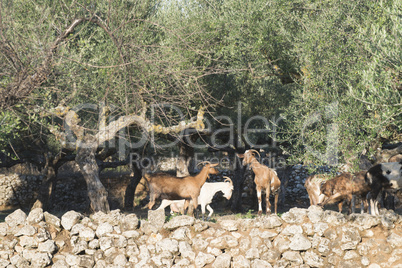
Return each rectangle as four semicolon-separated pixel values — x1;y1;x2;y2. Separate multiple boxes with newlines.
0;0;400;169
235;209;255;219
277;0;401;168
157;0;297;148
0;111;23;155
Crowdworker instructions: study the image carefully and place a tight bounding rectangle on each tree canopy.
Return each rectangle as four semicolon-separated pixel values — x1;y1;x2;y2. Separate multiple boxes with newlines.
1;0;401;173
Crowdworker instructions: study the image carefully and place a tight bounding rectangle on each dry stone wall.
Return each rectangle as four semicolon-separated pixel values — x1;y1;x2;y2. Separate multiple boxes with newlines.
0;206;402;267
0;174;43;207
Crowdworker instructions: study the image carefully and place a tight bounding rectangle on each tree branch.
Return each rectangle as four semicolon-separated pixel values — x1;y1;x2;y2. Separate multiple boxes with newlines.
44;104;206;149
96;106;205;144
0;19;84;109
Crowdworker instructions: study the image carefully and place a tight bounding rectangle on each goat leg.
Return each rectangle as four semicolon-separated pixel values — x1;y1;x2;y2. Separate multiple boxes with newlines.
183;199;190;215
362;199;368;214
256;187;263;216
206;204;213;221
266;187;272;215
351;195;356;214
191;196;198;218
369;198;379;215
307;189;315;206
346;195;353;214
274;192;279;215
147;194;156;210
337;202;343;213
367;192;380;216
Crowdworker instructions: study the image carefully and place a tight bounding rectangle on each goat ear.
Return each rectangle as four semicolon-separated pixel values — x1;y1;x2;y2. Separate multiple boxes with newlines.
237;154;244;158
366;172;373;185
210;163;219;167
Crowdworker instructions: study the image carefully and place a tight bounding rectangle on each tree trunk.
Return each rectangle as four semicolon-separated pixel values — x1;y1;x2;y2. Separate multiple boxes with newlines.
76;140;110;213
124;162;143;210
176;140;194;177
231;157;246;213
276;166;292;208
31;155;56;211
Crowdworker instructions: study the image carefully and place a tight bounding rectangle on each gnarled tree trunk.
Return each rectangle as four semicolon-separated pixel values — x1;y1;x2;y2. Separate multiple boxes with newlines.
176;140;194;177
76;138;110;213
124;161;143;210
231;155;247;213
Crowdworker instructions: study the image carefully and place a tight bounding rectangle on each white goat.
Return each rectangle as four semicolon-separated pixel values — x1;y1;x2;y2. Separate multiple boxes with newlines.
157;176;234;221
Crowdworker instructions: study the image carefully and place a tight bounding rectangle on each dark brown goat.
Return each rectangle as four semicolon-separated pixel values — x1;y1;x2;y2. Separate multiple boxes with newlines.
319;171;370;214
143;163;219;215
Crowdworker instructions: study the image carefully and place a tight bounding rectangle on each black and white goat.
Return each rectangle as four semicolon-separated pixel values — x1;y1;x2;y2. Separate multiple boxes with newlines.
365;162;402;215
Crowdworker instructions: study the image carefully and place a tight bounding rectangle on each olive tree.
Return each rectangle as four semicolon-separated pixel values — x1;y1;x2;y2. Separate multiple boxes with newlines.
277;0;401;169
0;0;220;212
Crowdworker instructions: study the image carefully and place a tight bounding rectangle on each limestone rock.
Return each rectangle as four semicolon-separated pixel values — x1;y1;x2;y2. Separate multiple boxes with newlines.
96;222;114;238
14;225;36;237
26;208;44;225
148;209;165;230
212;253;231;268
164;216;195;230
219;220;238;232
289;233;311;251
61;211;83;231
44;212;61;229
5;209;27;227
195;252;215;267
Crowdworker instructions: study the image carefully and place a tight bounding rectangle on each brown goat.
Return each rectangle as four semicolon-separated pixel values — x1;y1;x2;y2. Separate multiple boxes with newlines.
237;150;281;215
318;171;370;214
143;163;219;216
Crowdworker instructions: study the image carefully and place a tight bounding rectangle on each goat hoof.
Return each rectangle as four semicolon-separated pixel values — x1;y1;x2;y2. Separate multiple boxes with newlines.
258;211;262;216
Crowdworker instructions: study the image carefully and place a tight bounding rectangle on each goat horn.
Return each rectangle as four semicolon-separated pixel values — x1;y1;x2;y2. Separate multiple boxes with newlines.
223;176;233;185
248;149;261;158
197;161;211;167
